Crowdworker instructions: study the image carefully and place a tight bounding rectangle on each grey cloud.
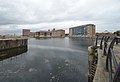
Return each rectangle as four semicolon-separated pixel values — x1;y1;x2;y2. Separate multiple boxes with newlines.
0;0;120;34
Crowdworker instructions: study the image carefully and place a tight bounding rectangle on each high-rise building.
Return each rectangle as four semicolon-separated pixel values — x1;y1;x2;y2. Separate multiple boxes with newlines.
69;24;96;38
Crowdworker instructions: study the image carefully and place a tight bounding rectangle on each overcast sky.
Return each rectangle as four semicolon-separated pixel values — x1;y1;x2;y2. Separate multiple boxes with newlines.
0;0;120;35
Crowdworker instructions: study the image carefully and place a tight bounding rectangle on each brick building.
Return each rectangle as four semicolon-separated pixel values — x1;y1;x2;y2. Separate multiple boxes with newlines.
22;29;36;37
35;29;65;38
69;24;96;38
29;32;36;37
35;31;51;38
22;29;30;36
51;29;65;37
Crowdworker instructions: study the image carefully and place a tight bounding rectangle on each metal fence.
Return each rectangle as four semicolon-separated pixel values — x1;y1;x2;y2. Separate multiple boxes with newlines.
96;35;120;82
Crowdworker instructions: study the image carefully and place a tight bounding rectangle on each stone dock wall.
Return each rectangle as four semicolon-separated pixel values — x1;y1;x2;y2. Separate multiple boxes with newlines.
0;46;28;61
0;38;28;51
88;46;98;82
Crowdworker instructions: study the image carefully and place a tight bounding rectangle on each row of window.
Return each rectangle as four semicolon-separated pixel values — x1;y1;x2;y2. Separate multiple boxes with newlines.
71;26;88;35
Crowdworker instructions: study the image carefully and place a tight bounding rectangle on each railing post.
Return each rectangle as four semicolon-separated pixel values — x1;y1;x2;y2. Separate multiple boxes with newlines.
106;46;111;70
113;63;120;82
95;34;99;46
108;57;113;82
104;42;107;55
106;56;109;71
100;36;104;49
104;36;110;55
116;37;119;45
106;47;113;82
104;36;107;55
110;37;117;49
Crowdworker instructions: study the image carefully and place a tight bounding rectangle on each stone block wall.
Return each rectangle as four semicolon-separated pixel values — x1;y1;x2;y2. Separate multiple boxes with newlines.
0;38;28;51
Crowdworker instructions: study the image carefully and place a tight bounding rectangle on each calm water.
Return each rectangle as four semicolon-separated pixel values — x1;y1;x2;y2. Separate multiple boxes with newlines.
0;37;92;82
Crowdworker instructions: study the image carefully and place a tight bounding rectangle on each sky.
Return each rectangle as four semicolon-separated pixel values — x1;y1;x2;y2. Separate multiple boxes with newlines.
0;0;120;35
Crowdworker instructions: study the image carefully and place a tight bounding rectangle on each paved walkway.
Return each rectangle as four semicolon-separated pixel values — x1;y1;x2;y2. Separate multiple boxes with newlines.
93;47;108;82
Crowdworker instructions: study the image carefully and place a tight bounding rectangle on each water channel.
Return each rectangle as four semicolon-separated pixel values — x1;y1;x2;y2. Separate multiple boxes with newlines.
0;37;93;82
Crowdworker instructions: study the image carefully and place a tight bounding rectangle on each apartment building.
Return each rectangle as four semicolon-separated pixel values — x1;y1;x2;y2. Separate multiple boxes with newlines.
69;24;96;38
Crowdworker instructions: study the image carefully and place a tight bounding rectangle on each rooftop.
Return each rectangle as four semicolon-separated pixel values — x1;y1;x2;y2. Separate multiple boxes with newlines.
70;24;95;29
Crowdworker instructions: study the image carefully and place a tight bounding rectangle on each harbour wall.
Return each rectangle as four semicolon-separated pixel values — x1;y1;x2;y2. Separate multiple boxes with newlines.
0;38;28;51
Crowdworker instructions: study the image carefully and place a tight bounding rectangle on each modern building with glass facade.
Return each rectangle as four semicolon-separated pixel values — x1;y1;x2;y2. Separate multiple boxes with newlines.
69;24;96;37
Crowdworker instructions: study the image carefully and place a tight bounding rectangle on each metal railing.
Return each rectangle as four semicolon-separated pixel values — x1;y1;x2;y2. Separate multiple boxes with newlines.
96;35;120;82
106;37;120;82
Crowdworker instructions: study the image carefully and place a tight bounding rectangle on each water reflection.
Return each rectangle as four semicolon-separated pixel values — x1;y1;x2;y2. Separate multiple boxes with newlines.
0;38;90;82
0;46;28;61
35;37;51;40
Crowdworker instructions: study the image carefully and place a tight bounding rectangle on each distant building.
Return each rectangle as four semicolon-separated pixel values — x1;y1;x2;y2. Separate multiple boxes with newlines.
22;29;36;37
35;31;51;38
96;32;115;38
51;29;65;37
69;24;96;38
22;29;30;36
29;32;36;37
35;29;65;38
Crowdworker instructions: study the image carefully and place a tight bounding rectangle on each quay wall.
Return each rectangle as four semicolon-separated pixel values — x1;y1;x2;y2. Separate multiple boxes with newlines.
0;38;28;51
0;46;27;61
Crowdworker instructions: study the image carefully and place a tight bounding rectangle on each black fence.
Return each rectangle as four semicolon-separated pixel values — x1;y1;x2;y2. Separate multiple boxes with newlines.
95;35;120;82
